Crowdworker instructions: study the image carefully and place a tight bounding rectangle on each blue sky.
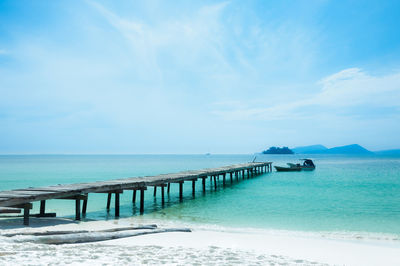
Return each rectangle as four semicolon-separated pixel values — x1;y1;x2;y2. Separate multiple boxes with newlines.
1;0;400;153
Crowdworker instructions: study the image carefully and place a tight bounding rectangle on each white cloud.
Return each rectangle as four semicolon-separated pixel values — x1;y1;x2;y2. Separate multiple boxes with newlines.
213;68;400;120
86;0;232;74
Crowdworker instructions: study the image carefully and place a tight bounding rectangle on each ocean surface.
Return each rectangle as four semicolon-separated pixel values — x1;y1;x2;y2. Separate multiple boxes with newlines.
1;154;399;236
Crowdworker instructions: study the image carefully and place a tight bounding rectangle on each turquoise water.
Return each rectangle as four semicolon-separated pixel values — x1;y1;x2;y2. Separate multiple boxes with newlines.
1;154;399;234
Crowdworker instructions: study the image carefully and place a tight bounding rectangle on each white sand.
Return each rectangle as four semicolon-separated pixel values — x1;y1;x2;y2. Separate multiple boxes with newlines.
1;218;399;265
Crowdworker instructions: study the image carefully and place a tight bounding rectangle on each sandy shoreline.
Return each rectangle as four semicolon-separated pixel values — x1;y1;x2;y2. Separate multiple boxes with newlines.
0;218;399;265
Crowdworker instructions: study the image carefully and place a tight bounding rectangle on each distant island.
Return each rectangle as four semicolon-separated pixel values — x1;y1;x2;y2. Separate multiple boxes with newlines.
262;146;294;154
292;144;372;154
261;144;400;155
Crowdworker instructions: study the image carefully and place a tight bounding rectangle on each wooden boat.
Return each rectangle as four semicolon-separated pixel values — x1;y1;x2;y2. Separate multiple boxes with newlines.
299;159;316;170
274;159;315;172
274;165;301;172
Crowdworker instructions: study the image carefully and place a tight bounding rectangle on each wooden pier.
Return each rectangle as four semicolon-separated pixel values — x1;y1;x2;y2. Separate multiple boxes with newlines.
0;162;272;225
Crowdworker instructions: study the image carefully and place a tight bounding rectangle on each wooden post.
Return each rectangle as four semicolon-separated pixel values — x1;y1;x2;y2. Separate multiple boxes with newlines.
75;199;81;221
23;205;30;226
140;189;145;214
132;190;136;203
214;176;217;190
222;173;226;186
115;192;120;217
82;197;88;217
242;170;245;179
192;180;196;196
153;186;157;197
40;200;46;216
202;177;206;192
179;182;183;200
106;193;112;211
230;172;233;184
167;183;171;194
161;185;165;205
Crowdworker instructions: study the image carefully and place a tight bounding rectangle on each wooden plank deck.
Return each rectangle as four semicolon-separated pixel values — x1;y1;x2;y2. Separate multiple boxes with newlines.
0;162;272;225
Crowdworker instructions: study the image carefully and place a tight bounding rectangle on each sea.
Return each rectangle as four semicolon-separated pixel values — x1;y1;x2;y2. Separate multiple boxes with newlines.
1;154;400;238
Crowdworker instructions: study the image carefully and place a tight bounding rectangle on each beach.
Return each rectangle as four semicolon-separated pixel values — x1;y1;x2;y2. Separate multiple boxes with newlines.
1;154;400;265
1;217;399;265
2;0;400;264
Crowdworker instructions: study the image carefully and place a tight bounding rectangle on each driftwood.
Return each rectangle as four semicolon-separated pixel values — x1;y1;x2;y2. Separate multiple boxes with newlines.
2;225;158;237
13;228;191;245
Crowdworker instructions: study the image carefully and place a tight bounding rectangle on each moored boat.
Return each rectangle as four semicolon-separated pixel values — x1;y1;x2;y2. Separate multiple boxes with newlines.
299;159;316;170
274;165;302;172
274;159;315;172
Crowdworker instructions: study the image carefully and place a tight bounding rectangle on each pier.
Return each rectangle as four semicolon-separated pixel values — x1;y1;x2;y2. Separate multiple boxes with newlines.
0;162;272;225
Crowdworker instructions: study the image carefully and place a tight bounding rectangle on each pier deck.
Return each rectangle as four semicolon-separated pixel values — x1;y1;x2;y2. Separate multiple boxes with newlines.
0;162;272;225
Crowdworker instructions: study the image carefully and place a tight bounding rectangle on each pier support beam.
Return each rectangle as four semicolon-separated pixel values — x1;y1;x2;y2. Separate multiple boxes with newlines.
54;194;88;220
23;203;32;226
132;190;136;203
107;193;112;211
192;180;196;196
40;200;46;216
140;188;146;214
161;185;165;205
75;198;81;220
115;192;120;217
82;196;88;217
201;177;206;192
222;174;226;186
179;181;184;200
98;191;122;216
11;203;33;226
32;200;56;218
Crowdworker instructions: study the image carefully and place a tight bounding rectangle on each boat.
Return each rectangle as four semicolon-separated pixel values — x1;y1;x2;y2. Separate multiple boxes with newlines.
299;159;316;170
274;165;301;172
274;159;315;172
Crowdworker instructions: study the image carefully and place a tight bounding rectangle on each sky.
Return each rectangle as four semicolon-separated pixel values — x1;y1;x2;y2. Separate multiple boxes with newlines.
1;0;400;154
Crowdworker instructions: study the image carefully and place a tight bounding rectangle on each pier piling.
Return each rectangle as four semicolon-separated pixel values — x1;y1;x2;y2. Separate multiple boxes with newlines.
0;162;272;225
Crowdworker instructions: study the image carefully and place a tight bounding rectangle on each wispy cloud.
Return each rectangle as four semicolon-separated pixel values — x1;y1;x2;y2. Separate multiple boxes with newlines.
86;0;233;79
213;68;400;121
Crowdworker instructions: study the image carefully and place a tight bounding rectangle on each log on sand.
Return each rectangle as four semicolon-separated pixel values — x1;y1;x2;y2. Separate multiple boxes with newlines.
2;225;158;237
11;227;192;245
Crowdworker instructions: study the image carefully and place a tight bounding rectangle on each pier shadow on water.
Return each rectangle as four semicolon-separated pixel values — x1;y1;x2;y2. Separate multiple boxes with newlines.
0;217;81;229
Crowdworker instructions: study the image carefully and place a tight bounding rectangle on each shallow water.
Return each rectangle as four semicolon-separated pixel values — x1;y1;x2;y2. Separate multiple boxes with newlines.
1;154;399;235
